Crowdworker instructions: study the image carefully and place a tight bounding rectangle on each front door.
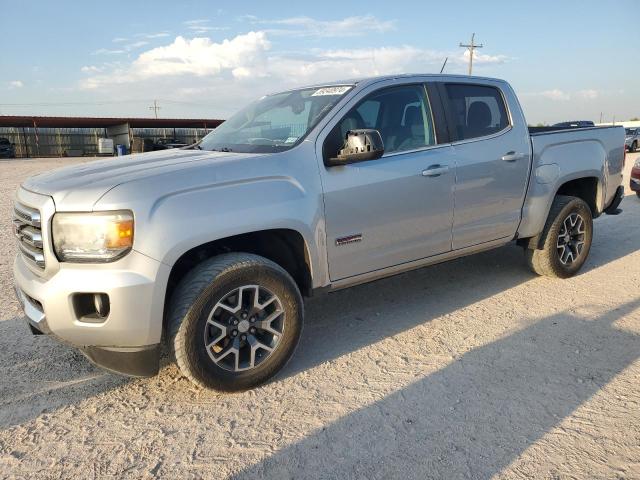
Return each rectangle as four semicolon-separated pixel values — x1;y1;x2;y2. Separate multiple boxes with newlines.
319;83;456;281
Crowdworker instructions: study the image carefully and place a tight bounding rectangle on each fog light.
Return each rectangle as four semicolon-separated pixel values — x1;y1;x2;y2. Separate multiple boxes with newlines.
72;293;110;322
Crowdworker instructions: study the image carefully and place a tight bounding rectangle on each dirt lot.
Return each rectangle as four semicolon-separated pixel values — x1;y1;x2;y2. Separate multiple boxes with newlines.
0;155;639;479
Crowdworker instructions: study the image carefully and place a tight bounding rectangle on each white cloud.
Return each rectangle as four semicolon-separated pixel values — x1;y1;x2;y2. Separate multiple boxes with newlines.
182;19;228;34
183;19;209;26
8;80;24;89
125;40;149;50
461;49;508;65
81;65;103;73
577;89;599;100
81;32;271;89
137;32;171;39
523;89;601;102
540;89;571;101
92;48;125;55
112;37;128;43
248;15;395;38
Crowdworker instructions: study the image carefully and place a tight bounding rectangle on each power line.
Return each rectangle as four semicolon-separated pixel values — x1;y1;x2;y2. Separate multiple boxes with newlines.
459;33;483;76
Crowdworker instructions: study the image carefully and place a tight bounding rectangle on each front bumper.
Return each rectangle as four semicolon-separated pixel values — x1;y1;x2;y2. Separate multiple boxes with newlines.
13;251;170;377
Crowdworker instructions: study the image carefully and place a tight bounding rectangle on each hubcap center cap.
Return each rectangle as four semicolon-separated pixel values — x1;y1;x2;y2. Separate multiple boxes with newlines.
237;319;250;333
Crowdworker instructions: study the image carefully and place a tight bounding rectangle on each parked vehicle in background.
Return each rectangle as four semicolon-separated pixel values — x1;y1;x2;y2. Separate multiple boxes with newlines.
631;157;640;198
153;138;189;150
625;127;639;152
552;120;595;128
0;138;15;158
12;74;625;391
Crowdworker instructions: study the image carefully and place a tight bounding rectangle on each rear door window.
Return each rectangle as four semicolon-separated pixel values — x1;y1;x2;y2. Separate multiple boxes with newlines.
444;84;509;141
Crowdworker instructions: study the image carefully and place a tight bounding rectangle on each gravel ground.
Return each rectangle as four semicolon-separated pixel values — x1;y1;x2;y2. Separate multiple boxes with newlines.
0;155;639;479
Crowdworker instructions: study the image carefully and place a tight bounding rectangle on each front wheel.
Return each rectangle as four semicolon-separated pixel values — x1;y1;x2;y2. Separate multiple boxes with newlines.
168;253;303;391
525;195;593;278
632;141;638;153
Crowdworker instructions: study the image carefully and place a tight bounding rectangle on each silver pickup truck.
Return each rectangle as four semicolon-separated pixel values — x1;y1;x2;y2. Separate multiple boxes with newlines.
13;74;625;391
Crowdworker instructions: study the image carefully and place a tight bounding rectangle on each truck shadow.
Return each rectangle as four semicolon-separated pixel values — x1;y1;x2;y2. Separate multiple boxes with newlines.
235;298;640;479
283;220;639;382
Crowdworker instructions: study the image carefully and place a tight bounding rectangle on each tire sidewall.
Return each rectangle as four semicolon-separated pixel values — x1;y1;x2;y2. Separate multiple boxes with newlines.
179;263;303;391
547;199;593;277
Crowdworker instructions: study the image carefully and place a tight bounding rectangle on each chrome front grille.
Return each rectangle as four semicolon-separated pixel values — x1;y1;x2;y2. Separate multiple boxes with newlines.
13;202;45;269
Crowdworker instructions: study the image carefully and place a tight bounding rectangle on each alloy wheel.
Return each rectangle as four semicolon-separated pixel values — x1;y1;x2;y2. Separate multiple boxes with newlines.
204;285;284;372
556;213;586;265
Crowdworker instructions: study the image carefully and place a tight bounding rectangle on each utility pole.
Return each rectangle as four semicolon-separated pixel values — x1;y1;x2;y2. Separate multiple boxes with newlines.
459;33;483;76
149;99;161;119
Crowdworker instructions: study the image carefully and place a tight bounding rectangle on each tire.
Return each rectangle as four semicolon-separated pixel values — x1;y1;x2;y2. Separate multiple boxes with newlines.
525;195;593;278
167;253;303;391
636;192;640;199
632;141;638;153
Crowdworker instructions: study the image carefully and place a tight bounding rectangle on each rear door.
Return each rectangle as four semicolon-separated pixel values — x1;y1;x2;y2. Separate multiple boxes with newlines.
318;82;456;281
440;82;531;250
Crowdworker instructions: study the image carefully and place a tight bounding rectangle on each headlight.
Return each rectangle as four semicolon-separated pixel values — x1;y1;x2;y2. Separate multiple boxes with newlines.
52;211;134;263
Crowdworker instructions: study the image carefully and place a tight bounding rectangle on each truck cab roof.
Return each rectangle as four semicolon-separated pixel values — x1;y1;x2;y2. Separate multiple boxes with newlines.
290;73;509;92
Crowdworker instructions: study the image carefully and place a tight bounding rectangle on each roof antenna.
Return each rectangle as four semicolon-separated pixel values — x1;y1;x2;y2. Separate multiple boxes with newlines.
440;57;448;74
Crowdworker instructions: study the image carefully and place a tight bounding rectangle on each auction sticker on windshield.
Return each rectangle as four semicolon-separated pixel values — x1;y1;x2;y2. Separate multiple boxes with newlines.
311;86;352;96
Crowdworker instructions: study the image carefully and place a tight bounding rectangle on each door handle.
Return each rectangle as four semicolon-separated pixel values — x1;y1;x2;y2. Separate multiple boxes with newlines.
501;151;526;162
422;164;449;177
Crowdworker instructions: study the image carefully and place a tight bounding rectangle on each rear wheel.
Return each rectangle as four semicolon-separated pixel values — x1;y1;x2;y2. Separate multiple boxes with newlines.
632;141;638;153
636;192;640;199
525;195;593;278
168;253;303;391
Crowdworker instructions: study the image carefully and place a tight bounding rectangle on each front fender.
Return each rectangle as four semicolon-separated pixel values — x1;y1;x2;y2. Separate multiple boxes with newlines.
94;153;329;288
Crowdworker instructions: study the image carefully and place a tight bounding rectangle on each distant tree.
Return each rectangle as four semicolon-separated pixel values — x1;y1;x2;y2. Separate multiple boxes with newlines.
630;117;639;121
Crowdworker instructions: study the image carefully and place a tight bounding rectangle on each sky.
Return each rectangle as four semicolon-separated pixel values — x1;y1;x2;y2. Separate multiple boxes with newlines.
0;0;638;124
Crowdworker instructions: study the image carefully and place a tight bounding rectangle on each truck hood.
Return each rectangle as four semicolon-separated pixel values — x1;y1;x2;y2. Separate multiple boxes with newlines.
22;149;264;210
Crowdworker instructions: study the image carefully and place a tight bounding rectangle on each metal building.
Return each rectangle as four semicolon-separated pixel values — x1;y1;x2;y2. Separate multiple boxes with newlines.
0;116;224;157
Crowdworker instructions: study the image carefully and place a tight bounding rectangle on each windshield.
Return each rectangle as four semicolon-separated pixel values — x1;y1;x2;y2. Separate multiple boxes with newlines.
199;85;353;153
626;128;636;135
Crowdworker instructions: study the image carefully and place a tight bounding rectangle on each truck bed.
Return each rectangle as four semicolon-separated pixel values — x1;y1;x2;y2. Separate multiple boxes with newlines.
528;125;620;135
516;124;625;240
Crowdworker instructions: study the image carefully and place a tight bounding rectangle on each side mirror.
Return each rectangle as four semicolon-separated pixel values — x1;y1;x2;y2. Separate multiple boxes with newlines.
327;129;384;166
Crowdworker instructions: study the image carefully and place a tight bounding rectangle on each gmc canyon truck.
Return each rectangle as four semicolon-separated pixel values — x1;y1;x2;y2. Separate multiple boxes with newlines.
13;75;625;391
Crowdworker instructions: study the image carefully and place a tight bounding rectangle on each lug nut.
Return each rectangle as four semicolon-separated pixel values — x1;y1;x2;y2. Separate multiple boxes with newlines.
250;316;256;323
231;330;238;337
250;327;256;334
233;319;239;326
241;334;247;341
241;312;248;319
